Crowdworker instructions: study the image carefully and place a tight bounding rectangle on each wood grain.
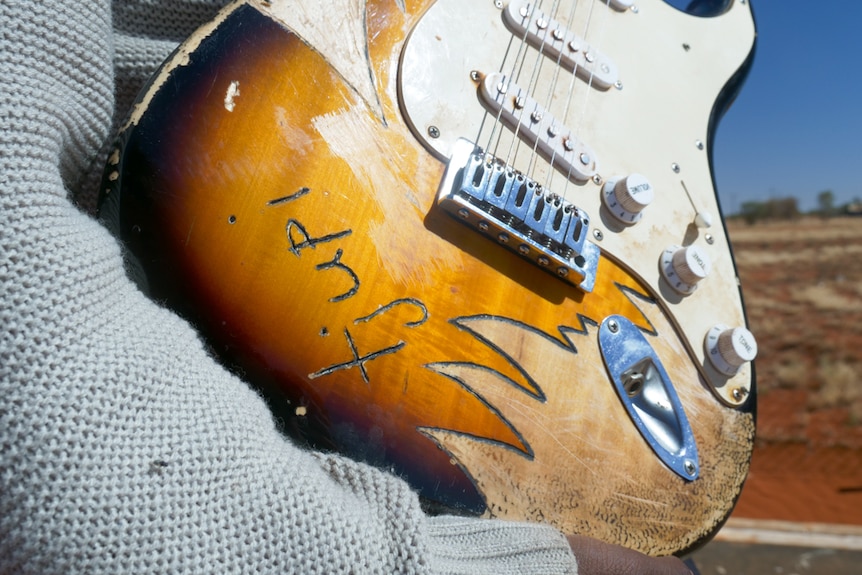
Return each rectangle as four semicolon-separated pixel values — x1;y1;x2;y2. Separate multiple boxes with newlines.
103;0;755;555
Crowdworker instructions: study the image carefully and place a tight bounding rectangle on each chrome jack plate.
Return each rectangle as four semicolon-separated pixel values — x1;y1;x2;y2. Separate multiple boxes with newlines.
598;315;699;481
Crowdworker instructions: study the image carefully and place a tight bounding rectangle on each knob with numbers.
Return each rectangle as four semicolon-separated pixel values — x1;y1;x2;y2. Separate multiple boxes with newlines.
660;244;711;295
602;173;654;224
705;325;758;376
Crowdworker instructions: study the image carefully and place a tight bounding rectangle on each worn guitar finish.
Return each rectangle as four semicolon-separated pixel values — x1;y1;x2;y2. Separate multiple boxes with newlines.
102;0;757;555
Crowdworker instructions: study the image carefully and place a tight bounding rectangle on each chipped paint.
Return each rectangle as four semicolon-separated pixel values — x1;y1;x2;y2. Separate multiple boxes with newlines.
123;1;241;131
254;0;384;121
312;103;453;287
224;80;240;111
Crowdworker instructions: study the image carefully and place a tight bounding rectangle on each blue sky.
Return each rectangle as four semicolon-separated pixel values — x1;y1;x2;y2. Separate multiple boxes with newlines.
711;0;862;214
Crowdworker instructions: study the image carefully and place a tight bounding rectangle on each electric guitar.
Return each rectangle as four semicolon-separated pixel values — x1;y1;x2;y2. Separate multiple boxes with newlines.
101;0;758;555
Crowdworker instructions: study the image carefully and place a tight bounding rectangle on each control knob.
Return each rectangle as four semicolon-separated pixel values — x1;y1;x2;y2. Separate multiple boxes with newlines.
660;244;711;295
602;174;654;224
705;325;758;376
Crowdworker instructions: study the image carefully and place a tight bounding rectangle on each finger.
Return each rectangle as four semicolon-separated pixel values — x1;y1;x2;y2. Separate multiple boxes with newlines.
566;535;693;575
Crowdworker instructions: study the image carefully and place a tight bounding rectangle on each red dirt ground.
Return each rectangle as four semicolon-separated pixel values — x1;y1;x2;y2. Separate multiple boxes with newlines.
725;218;862;525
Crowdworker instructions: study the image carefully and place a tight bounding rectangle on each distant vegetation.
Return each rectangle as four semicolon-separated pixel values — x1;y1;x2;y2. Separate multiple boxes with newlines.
728;190;862;224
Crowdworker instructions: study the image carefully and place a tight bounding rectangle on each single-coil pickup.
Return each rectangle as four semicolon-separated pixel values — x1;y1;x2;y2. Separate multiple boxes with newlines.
503;0;619;90
478;72;598;183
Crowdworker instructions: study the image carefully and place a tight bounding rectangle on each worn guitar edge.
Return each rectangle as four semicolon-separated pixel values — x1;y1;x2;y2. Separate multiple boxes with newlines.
99;0;758;557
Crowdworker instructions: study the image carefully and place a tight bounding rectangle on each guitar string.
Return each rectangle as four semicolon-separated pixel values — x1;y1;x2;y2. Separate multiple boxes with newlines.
520;0;571;178
499;0;563;173
478;0;610;207
552;0;613;205
478;0;549;167
474;0;538;161
530;0;583;194
543;0;594;198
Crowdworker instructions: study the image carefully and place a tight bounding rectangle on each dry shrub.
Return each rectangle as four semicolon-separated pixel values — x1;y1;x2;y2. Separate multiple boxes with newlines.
811;358;862;424
773;358;810;390
795;283;862;312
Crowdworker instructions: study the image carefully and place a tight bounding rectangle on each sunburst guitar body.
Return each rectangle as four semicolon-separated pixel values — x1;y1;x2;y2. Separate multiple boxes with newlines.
102;0;758;555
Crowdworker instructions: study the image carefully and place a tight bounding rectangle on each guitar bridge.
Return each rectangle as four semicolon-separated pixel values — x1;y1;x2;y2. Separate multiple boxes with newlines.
436;138;599;292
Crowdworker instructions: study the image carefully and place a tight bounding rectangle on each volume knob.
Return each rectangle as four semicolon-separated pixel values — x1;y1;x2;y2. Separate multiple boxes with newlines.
705;325;758;376
602;173;654;224
660;244;711;294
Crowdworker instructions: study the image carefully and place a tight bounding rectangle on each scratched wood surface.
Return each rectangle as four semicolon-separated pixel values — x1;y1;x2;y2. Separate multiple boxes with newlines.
103;0;755;555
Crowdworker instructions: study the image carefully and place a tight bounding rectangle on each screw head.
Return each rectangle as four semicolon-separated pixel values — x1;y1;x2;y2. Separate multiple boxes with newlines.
684;460;697;476
608;319;619;333
428;125;440;138
593;229;604;241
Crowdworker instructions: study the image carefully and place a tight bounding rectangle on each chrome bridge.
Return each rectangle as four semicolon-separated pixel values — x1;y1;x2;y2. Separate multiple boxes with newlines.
437;138;599;292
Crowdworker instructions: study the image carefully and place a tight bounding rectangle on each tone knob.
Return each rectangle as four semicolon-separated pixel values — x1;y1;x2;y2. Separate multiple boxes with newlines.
660;244;711;294
705;325;758;376
602;174;654;224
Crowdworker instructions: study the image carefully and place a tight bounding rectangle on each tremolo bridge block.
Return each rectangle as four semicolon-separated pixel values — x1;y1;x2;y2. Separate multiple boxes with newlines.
437;138;599;292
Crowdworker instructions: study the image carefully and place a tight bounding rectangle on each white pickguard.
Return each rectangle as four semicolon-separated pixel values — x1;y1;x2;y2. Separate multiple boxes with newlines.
399;0;756;406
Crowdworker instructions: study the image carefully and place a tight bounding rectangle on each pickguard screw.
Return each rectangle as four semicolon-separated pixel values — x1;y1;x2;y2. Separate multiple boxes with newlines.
608;319;619;333
428;125;440;139
631;5;639;13
494;0;503;8
684;460;697;476
671;163;681;173
732;387;749;401
614;80;623;90
696;140;704;150
593;229;604;241
470;70;481;82
705;233;714;245
592;174;602;185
